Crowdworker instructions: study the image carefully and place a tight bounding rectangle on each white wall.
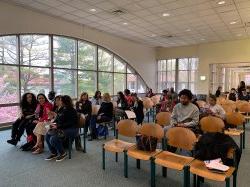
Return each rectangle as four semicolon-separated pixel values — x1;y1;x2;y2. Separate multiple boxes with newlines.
157;39;250;94
0;1;156;90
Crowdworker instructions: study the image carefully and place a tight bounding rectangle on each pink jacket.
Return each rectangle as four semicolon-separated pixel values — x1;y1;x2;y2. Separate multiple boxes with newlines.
35;102;53;122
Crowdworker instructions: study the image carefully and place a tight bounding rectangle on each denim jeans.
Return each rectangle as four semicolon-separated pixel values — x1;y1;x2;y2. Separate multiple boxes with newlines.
90;115;112;138
46;128;78;155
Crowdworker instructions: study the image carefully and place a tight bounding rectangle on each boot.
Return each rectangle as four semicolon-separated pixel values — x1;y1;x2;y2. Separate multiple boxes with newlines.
75;136;83;151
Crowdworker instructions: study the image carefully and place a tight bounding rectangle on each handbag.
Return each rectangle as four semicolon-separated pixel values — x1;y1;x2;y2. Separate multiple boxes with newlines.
136;134;158;152
47;129;65;139
97;125;109;137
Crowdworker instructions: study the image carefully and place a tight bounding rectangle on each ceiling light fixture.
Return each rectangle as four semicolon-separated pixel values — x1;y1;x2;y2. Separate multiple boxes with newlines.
186;28;191;31
201;38;205;41
162;13;170;17
89;8;96;12
150;34;156;37
230;21;237;25
123;22;128;25
236;33;242;37
218;1;226;5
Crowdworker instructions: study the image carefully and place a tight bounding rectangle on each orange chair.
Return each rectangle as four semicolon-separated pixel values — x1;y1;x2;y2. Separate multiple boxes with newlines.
102;119;138;174
200;116;225;133
155;112;171;127
152;127;197;187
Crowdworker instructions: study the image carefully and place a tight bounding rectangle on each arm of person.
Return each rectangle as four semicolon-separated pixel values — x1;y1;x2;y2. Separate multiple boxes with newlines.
170;107;178;127
182;108;199;127
75;102;81;113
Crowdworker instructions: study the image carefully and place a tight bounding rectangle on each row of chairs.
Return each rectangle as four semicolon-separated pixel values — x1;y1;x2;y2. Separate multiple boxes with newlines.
102;119;238;187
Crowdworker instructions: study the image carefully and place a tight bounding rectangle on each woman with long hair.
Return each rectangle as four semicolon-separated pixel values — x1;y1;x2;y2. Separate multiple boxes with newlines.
7;93;37;146
45;95;78;162
32;93;53;154
91;90;102;105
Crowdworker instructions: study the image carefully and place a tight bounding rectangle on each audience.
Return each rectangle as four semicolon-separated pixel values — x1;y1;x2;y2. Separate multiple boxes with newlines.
228;88;237;101
76;92;92;134
145;88;155;98
131;93;144;124
238;81;246;99
7;93;37;146
204;95;226;120
124;89;133;107
45;95;78;162
91;90;102;105
32;93;53;154
159;89;175;112
48;91;56;103
239;88;250;101
89;93;113;141
215;86;222;97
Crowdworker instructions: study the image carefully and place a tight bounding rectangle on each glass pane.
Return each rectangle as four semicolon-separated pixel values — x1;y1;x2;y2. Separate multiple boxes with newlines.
167;59;175;70
171;59;176;70
190;70;196;82
167;71;175;82
114;57;126;73
53;36;76;68
20;67;51;96
127;65;135;73
114;73;125;94
158;60;166;71
20;35;49;66
0;36;17;64
78;41;96;70
178;58;188;70
98;48;113;71
98;72;113;94
0;106;19;124
54;69;77;98
78;71;97;97
190;83;195;94
138;77;146;93
158;72;166;92
178;82;188;92
178;71;188;82
0;65;19;104
190;58;198;70
127;74;137;93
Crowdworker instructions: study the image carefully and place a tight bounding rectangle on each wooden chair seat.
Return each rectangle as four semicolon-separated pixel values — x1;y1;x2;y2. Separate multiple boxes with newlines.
127;146;162;161
154;151;194;171
224;129;244;136
190;159;235;182
104;139;135;153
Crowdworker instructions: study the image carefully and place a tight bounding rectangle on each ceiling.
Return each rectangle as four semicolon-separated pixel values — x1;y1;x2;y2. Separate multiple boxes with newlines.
7;0;250;47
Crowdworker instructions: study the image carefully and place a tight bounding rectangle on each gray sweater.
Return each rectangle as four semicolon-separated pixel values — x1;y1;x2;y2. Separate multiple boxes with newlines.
170;102;199;127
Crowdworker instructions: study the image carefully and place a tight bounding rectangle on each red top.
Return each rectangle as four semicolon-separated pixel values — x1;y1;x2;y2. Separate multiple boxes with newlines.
125;95;133;106
35;101;53;122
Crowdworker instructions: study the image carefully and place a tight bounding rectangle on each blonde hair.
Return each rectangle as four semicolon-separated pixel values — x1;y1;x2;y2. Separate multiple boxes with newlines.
102;93;111;102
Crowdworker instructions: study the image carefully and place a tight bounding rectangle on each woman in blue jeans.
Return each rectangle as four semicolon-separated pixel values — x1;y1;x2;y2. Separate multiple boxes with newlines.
45;95;78;162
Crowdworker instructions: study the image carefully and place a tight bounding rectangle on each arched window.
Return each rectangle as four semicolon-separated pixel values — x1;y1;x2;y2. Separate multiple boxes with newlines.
0;34;147;125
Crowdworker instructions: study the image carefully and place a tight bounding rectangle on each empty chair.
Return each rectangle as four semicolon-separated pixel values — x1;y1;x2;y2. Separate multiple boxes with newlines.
152;127;197;187
155;112;171;127
200;116;225;133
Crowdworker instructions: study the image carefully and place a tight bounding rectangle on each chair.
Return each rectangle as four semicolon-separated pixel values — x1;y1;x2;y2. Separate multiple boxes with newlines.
143;97;154;122
152;127;197;187
224;112;245;151
190;149;237;187
238;103;250;124
221;104;235;113
68;113;86;159
155;112;171;127
125;123;164;180
200;116;225;133
151;95;161;106
102;119;138;173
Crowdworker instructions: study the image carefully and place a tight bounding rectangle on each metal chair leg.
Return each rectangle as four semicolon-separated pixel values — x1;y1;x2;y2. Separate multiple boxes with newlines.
136;159;141;169
124;150;128;178
193;174;197;187
115;152;118;162
226;177;230;187
102;145;105;170
183;166;190;187
243;123;245;149
233;171;237;187
162;167;167;177
68;138;72;159
151;158;156;187
83;131;86;153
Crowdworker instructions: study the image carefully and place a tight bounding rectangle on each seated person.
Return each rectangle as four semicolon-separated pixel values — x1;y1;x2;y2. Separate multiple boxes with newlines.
124;89;133;107
32;93;53;154
7;93;37;146
228;88;237;101
76;92;92;134
89;93;113;141
145;88;155;98
117;91;129;110
170;89;199;131
131;93;144;124
203;95;226;120
159;89;175;112
91;90;102;105
45;95;78;162
238;88;250;101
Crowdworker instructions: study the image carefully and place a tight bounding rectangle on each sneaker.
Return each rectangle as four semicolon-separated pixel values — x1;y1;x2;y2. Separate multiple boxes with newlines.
56;153;67;162
45;154;58;161
7;139;18;146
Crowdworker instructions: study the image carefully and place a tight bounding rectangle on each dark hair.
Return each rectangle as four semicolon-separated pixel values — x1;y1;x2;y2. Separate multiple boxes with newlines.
131;93;137;97
61;95;73;108
240;81;245;88
117;91;126;101
170;87;175;93
37;93;49;103
20;92;37;109
94;90;101;99
54;95;62;101
209;94;217;102
124;89;130;95
162;89;168;94
79;92;89;102
48;91;56;101
178;89;193;100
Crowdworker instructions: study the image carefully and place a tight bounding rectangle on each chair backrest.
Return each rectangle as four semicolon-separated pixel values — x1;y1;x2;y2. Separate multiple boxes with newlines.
225;112;245;126
238;103;250;113
92;105;100;115
142;97;154;109
221;104;235;113
196;100;206;108
200;116;225;133
236;100;248;109
117;119;138;137
166;127;197;151
76;113;85;128
139;123;164;140
155;112;171;127
151;95;161;105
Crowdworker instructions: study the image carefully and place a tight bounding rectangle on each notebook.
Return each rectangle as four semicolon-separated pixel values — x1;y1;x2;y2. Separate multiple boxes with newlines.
204;158;229;172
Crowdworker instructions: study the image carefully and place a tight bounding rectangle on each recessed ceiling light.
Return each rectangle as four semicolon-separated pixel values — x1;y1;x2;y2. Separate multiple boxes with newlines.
218;1;226;5
186;29;191;32
236;33;242;37
230;21;237;25
123;22;128;25
201;38;205;41
150;34;156;37
162;13;170;17
89;8;96;12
